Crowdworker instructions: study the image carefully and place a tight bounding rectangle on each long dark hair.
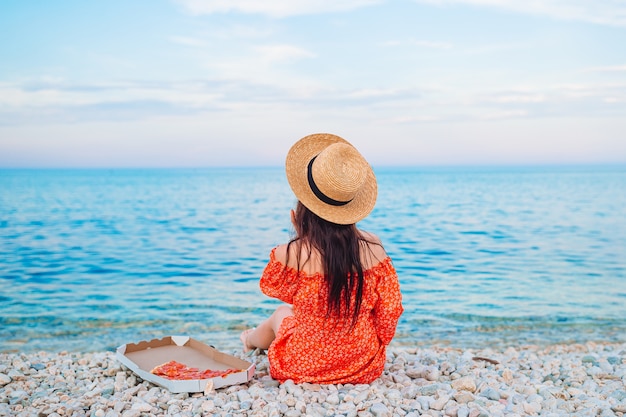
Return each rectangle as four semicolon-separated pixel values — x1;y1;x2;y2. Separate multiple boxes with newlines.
286;201;376;327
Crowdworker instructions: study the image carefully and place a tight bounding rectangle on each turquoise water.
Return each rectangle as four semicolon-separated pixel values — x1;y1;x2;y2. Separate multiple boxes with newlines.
1;166;625;353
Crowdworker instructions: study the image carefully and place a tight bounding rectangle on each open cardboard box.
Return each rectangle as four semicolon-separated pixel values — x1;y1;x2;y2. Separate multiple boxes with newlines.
116;335;255;393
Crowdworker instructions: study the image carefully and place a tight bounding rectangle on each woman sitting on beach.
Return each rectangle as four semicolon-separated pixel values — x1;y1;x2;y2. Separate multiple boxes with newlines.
241;133;403;385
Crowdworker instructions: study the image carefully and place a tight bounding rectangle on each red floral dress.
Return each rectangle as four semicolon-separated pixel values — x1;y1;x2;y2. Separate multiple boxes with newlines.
260;247;403;384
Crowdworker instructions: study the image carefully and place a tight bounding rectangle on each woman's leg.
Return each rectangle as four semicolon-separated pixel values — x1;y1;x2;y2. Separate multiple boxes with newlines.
241;305;293;352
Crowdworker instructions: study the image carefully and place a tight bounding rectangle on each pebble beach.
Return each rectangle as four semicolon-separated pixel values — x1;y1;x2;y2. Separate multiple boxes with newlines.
1;342;626;417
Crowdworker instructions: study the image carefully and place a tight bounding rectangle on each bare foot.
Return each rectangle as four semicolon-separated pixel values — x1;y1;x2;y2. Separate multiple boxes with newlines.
240;328;255;353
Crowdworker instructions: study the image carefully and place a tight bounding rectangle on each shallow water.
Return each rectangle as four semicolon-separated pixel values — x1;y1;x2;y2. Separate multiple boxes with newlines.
1;166;625;353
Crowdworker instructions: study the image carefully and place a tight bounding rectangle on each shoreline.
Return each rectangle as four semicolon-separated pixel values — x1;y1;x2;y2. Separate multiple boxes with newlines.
1;341;625;417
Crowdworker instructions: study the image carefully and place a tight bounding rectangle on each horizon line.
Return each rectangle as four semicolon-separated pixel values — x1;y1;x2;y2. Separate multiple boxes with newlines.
1;162;625;171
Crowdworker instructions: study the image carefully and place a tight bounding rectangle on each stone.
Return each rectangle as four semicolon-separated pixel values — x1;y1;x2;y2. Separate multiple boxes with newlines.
451;376;476;393
581;355;597;365
7;370;25;381
481;387;500;401
370;402;390;417
417;396;431;411
326;393;340;405
0;373;11;386
3;344;626;417
426;368;440;381
405;367;424;379
444;405;458;417
607;356;622;365
305;403;326;417
430;395;449;411
354;389;369;404
501;368;513;383
611;390;626;401
453;392;475;404
420;384;442;396
522;401;542;414
130;401;152;412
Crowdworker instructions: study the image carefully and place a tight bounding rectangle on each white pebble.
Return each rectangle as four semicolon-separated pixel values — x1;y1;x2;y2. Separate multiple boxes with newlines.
370;402;390;417
1;344;626;417
0;373;11;386
451;376;476;392
326;393;339;405
522;401;542;414
430;394;449;411
426;368;440;381
130;401;152;412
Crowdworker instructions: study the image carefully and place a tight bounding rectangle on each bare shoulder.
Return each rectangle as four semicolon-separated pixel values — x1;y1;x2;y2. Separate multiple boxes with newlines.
358;230;389;265
359;230;383;245
273;244;289;264
273;241;320;273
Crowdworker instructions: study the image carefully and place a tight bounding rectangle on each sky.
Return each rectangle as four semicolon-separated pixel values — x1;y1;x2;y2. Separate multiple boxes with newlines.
1;0;625;168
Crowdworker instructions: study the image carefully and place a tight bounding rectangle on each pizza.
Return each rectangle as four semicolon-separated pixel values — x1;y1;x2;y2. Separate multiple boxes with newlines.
151;360;241;380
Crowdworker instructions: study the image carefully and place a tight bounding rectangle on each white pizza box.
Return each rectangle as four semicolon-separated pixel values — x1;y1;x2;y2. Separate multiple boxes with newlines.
116;335;255;393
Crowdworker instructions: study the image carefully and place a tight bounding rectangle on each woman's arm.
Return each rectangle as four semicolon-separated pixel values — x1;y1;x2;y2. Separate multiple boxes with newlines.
373;261;404;345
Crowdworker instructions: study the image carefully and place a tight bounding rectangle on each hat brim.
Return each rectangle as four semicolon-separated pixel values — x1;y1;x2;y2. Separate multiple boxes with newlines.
285;133;377;225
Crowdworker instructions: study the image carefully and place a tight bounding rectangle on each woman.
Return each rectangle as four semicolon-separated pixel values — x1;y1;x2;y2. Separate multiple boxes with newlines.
241;133;403;384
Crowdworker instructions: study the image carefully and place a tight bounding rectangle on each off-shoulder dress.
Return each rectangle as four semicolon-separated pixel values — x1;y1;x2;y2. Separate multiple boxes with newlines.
259;247;403;384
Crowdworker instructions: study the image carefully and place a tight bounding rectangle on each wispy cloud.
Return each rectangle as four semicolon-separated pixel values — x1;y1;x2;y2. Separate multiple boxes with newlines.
485;92;547;104
2;76;625;127
413;0;626;27
479;109;529;120
380;39;453;49
0;79;228;125
255;45;317;63
169;35;208;47
209;24;275;40
583;65;626;73
471;83;626;120
462;41;531;56
177;0;626;25
176;0;381;17
384;115;442;124
411;40;453;49
200;43;318;87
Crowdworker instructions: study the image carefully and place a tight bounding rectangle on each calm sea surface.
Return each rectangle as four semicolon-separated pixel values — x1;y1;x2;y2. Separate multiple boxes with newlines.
1;167;625;353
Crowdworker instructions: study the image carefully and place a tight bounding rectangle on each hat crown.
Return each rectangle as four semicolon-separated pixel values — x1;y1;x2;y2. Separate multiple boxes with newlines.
285;133;377;224
310;143;368;204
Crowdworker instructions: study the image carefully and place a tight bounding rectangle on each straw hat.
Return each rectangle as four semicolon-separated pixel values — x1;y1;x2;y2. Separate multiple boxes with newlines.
285;133;377;225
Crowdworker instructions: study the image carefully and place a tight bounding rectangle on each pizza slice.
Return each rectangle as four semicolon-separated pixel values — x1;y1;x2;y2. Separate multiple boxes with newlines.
151;360;241;380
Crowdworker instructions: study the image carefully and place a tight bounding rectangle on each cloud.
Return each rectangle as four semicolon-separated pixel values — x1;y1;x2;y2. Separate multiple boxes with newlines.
410;40;453;49
197;43;319;89
472;83;626;120
583;65;626;73
486;92;546;104
176;0;626;25
0;77;425;127
479;109;529;120
0;79;228;125
255;45;317;63
414;0;626;27
209;24;275;40
384;115;442;124
176;0;381;17
169;35;208;47
2;75;626;128
380;39;453;49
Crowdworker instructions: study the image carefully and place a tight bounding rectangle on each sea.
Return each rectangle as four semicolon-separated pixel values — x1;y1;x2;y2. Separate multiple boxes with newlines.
1;166;625;354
